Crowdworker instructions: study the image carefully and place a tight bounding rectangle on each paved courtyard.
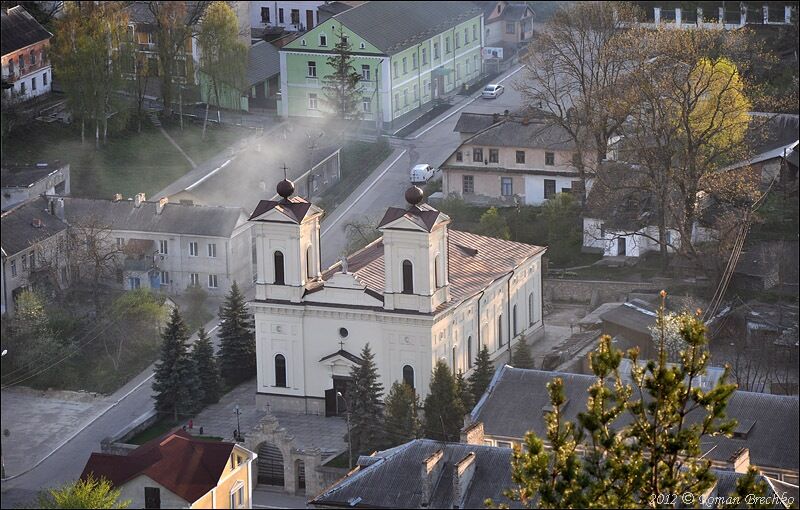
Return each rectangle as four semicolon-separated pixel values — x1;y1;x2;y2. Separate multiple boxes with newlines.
190;379;347;456
0;387;111;478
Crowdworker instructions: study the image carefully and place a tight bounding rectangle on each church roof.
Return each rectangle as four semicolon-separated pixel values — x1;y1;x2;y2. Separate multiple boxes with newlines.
249;196;319;224
378;203;447;232
319;349;364;365
320;230;544;315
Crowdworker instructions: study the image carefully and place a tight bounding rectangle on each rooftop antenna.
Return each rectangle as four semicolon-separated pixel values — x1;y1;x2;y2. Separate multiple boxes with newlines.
282;164;289;180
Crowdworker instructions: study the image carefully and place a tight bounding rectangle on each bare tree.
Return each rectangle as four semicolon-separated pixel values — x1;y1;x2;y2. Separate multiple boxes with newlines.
515;2;641;203
68;216;124;313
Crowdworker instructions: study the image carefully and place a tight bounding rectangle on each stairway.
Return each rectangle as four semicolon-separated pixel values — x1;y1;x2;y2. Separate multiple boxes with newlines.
148;110;162;128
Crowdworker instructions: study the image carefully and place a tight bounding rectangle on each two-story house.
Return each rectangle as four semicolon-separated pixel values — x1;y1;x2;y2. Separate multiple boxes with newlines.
1;196;70;316
442;111;591;206
249;179;545;415
477;1;535;52
1;5;53;100
57;194;253;296
278;1;484;130
82;430;257;509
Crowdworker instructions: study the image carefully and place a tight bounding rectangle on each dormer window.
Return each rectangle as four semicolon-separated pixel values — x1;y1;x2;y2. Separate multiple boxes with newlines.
402;260;414;294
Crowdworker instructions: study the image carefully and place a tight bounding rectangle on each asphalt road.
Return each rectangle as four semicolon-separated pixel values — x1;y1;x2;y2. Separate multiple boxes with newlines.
0;65;526;508
319;64;526;267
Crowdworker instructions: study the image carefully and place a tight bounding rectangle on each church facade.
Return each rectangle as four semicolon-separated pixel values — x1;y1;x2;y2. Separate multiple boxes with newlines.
249;182;545;415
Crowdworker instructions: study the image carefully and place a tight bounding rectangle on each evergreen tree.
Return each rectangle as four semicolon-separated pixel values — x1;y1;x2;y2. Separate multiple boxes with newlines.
192;327;222;406
39;475;130;509
321;27;363;120
423;361;466;442
217;282;256;386
383;382;421;448
152;307;201;422
348;344;384;460
496;291;768;508
510;336;535;369
455;370;474;412
468;345;494;404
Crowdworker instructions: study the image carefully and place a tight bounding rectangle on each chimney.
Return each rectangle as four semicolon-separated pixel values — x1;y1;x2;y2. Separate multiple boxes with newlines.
157;196;169;215
113;193;123;202
728;448;750;474
421;449;444;507
460;421;484;445
451;452;476;509
134;193;146;208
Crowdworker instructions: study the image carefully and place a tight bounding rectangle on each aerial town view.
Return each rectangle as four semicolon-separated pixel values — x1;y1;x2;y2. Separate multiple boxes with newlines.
1;1;798;508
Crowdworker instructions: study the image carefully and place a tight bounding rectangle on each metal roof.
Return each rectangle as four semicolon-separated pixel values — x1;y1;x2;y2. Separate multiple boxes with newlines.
246;41;280;87
1;196;68;257
1;5;52;55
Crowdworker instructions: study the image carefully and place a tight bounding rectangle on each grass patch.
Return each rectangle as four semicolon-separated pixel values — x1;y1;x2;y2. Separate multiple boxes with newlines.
1;120;245;200
318;137;392;211
127;419;179;445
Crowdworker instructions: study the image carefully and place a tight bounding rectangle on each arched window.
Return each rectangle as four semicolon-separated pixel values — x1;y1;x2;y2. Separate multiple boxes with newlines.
306;245;313;280
274;251;285;285
434;255;442;288
402;260;414;294
452;345;458;374
402;365;415;389
513;304;518;336
467;336;473;369
528;293;534;326
498;314;504;347
275;354;287;387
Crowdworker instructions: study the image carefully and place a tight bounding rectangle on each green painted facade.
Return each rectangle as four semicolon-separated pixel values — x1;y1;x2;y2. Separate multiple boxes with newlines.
199;71;249;112
279;13;484;126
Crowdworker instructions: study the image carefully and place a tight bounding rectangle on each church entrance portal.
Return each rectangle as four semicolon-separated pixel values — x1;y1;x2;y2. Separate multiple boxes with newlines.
324;376;351;417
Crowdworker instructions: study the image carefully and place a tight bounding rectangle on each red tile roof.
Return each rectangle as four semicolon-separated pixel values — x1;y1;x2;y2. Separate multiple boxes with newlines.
81;430;236;503
321;230;545;314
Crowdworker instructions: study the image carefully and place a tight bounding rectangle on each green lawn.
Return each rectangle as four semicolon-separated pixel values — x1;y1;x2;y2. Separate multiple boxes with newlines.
127;419;179;445
1;120;246;200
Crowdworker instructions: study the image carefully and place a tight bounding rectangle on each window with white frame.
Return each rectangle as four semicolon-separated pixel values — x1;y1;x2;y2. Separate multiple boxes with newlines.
361;64;370;80
21;254;27;271
433;42;439;59
473;24;477;41
413;84;418;101
403;89;408;106
464;27;469;44
501;177;513;196
159;239;168;255
402;57;407;74
308;93;318;109
32;76;37;90
189;242;198;256
160;271;169;285
394;93;400;110
307;61;316;77
393;61;398;78
445;36;451;53
319;33;327;46
422;47;427;65
190;273;200;286
455;32;461;48
116;237;125;247
362;96;371;113
208;274;218;288
412;52;418;69
207;243;217;258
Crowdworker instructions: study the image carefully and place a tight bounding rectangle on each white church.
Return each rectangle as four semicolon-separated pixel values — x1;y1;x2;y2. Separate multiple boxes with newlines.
249;180;545;415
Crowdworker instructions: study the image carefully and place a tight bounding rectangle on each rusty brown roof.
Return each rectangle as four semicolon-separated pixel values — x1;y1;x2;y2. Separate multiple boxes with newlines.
377;204;445;232
249;196;315;224
321;230;545;315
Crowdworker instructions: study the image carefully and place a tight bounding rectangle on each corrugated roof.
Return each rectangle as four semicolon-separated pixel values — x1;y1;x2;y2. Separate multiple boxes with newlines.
320;229;545;315
1;196;68;256
59;196;247;238
246;40;280;86
331;1;482;55
472;366;800;471
81;430;237;504
1;5;52;55
310;439;516;508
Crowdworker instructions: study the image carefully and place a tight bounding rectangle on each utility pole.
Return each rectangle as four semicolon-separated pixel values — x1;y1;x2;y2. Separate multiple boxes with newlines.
234;404;242;441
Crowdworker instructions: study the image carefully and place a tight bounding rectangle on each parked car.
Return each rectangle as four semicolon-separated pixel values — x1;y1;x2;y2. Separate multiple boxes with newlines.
410;164;436;184
482;84;504;98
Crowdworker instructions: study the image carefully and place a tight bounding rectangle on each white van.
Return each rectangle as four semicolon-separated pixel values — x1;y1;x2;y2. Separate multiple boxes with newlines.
410;164;436;184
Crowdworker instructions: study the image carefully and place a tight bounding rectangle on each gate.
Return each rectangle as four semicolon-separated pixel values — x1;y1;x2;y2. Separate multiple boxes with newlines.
257;443;284;487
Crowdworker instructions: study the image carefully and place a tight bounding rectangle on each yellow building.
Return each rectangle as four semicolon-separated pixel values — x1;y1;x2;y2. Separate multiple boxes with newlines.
81;430;256;509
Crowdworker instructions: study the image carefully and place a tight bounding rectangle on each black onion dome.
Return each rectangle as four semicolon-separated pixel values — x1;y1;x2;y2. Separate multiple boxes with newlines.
405;185;424;206
276;178;295;199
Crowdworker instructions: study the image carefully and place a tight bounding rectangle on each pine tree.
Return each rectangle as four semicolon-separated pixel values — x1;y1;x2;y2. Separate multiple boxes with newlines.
217;282;256;386
321;27;363;120
152;307;201;423
423;361;466;442
383;382;421;448
455;370;474;412
497;291;765;508
192;327;222;406
468;345;494;404
348;344;384;460
510;336;535;369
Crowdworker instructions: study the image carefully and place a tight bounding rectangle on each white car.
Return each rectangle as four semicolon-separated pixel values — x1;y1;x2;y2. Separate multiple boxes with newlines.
410;164;436;184
482;84;504;98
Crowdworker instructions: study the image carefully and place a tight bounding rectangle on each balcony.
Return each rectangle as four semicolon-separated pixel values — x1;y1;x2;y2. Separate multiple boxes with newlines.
4;60;50;82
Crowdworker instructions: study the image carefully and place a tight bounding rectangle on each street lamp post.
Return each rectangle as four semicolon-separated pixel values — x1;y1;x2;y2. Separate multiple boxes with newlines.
1;348;7;479
234;405;242;442
336;391;352;470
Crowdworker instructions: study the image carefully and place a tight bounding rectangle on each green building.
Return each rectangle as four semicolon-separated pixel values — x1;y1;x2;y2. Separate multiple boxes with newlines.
278;1;484;130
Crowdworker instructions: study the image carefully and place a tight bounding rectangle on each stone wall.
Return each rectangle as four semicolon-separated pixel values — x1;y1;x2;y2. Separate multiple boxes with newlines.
544;279;659;305
100;409;159;456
